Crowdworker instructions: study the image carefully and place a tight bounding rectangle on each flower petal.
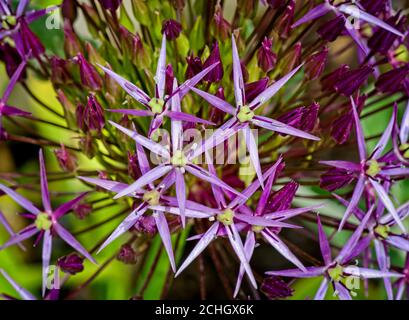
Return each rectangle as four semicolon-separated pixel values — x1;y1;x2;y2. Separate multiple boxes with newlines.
0;184;41;215
317;215;332;265
190;87;236;115
314;277;329;300
231;34;246;106
266;266;325;278
53;192;88;220
233;231;255;298
244;126;264;189
78;176;132;194
292;3;333;28
372;104;396;159
41;229;52;296
155;34;167;99
0;269;36;300
153;211;176;272
350;96;367;161
39;149;52;213
175;169;186;227
334;282;352;300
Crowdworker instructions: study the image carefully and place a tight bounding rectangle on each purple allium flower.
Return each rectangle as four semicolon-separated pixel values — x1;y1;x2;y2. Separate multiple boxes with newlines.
162;19;182;40
257;37;277;73
0;150;95;295
203;41;224;83
57;253;84;275
98;0;122;11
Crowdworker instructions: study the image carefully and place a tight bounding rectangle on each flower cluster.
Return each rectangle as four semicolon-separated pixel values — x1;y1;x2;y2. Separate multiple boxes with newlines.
0;0;408;300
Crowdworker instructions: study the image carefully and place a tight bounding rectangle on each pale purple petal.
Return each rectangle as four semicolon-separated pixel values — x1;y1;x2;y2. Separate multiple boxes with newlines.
231;34;245;106
25;6;59;24
78;176;132;194
98;65;150;105
372;105;396;159
0;225;38;250
0;211;25;250
344;21;369;55
379;168;409;176
396;281;406;300
39;149;52;213
319;160;361;171
385;236;409;252
252;115;320;141
339;4;404;37
292;3;333;28
2;59;27;103
41;230;52;296
178;63;220;98
170;78;183;154
154;211;176;272
167;111;215;126
334;282;352;300
136;140;151;175
107;109;153;117
317;215;332;265
400;101;409;144
175;169;186;227
53;192;88;220
0;269;36;300
256;157;282;215
113;165;172;199
97;206;147;253
265;204;325;220
155;34;167;99
16;0;29;17
244;126;264;188
175;222;219;277
226;224;257;288
190;87;236;115
235;214;301;229
109;121;170;159
151;205;215;219
266;266;325;278
314;278;329;300
262;230;306;271
374;239;393;300
370;179;406;233
249;64;304;110
205;151;226;209
350;96;367;161
343;266;403;279
0;184;41;215
234;231;255;297
54;223;96;264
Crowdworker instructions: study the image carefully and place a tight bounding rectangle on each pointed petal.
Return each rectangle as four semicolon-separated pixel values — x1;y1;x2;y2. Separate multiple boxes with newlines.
2;59;27;104
235;214;301;229
98;65;150;105
190;87;236;115
334;282;352;300
262;230;306;271
0;184;41;215
314;278;329;300
0;211;25;250
0;269;36;300
344;21;369;55
339;4;404;37
167;110;215;126
319;160;360;171
39;150;51;213
1;105;31;117
226;224;257;288
107;109;152;117
78;177;131;194
155;34;167;99
350;96;367;161
343;266;403;279
205;151;226;208
292;3;333;28
151;205;215;219
249;64;304;110
244;126;264;189
0;225;38;250
400;101;409;144
178;63;220;98
385;236;409;252
338;175;365;232
266;266;325;278
97;206;147;253
265;204;325;220
370;179;406;233
175;170;186;227
176;222;220;277
114;165;172;199
372;105;396;159
109;121;170;159
317;215;332;265
170;78;183;154
374;239;393;300
54;223;96;264
25;6;59;24
231;34;245;106
253;115;320;141
234;231;255;297
53;192;88;220
16;0;29;17
154;212;176;272
41;230;52;296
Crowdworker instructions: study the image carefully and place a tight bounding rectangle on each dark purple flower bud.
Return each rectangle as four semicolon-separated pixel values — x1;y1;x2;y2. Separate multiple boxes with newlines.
77;95;105;132
57;90;77;127
50;57;72;85
321;64;350;92
76;104;86;131
213;4;231;40
245;77;269;103
266;181;299;212
261;277;294;299
264;0;286;9
119;26;145;64
162;19;182;40
305;47;328;80
375;64;409;93
117;244;137;264
0;43;25;80
55;144;78;172
368;13;407;55
134;216;157;235
277;108;303;130
331;95;366;144
203;42;224;82
257;37;277;73
300;102;319;132
61;0;78;22
98;0;122;11
80;133;96;158
57;254;84;275
209;87;226;125
76;53;102;91
63;20;82;57
275;0;295;39
165;64;175;96
128;151;142;180
320;168;354;192
185;55;203;80
334;65;373;96
280;42;302;75
317;15;346;42
18;20;45;58
360;0;388;16
73;202;92;219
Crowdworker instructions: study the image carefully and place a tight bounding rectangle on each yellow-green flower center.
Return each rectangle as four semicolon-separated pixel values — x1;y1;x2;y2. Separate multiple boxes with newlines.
217;208;235;226
148;98;164;114
328;264;343;282
171;150;187;167
237;105;254;123
143;190;160;206
374;224;390;239
35;213;52;231
0;15;16;28
399;143;409;158
252;225;265;233
366;159;381;177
